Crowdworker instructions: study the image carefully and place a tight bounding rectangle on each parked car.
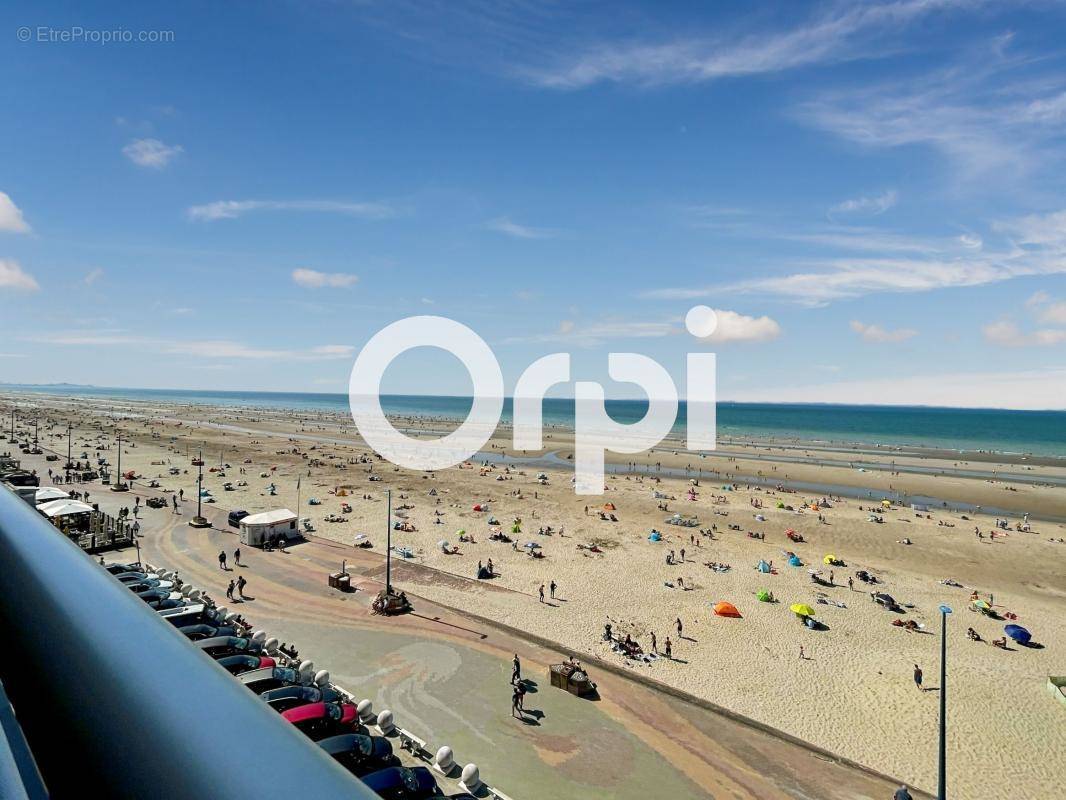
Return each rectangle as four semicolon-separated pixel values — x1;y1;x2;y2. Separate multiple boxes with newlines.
238;666;301;692
281;702;360;741
228;509;249;528
195;636;260;658
178;623;238;641
215;654;275;675
317;734;398;777
258;684;341;712
359;766;440;800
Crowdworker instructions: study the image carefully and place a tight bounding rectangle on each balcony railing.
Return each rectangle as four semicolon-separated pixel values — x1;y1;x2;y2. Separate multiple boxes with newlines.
0;484;377;798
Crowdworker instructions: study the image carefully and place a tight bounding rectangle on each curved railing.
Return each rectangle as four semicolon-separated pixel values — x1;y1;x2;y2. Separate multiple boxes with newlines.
0;484;376;798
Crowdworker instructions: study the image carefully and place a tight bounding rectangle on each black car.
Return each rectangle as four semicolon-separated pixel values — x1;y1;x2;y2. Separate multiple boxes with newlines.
258;684;341;712
359;766;440;800
317;734;398;777
239;666;306;693
228;509;249;528
216;654;275;675
195;636;260;658
1;471;39;487
179;623;238;641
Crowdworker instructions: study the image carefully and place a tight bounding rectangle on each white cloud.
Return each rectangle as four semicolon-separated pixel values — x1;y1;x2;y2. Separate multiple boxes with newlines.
122;138;183;169
523;0;972;89
697;309;781;343
0;192;31;233
1026;290;1051;308
830;190;897;217
731;367;1066;410
291;268;359;289
0;259;39;291
83;268;104;286
850;320;918;343
187;200;395;222
1038;302;1066;325
486;217;558;239
982;320;1066;347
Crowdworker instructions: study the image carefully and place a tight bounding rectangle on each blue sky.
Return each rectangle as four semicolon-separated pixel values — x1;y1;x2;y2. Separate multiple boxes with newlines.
3;0;1066;408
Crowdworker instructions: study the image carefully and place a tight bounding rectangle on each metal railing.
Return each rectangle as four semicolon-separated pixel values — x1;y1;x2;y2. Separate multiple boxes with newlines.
0;484;377;798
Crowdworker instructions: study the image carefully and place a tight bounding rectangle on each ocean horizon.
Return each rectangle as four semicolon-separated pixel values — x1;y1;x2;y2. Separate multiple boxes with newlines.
3;384;1065;457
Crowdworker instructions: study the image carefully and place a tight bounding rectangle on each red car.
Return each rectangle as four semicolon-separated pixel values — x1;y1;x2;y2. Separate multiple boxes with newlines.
281;702;360;740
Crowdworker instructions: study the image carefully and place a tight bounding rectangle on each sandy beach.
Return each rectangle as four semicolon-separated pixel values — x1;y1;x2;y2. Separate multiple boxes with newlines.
6;390;1066;799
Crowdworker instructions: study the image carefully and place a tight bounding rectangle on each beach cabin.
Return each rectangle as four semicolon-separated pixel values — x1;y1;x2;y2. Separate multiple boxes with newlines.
239;508;299;547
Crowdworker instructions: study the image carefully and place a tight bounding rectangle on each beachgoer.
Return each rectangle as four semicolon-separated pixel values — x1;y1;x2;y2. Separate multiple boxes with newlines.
913;664;923;691
236;575;247;598
512;654;521;684
538;584;545;603
226;580;235;600
894;786;913;800
234;548;241;566
550;580;557;599
664;637;672;659
218;551;227;570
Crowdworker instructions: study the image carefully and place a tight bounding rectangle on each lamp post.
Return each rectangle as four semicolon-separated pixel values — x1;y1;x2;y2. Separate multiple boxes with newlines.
938;604;952;800
385;488;392;597
7;409;15;444
111;433;129;492
189;449;210;528
66;422;74;469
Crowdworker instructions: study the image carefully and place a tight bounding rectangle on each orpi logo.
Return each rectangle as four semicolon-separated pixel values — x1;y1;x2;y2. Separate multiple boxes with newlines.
348;307;717;494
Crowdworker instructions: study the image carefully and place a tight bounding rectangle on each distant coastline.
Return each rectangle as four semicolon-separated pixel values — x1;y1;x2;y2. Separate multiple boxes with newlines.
2;384;1064;458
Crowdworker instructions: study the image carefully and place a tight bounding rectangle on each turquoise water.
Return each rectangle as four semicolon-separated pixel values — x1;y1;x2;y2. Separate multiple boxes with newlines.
4;385;1065;456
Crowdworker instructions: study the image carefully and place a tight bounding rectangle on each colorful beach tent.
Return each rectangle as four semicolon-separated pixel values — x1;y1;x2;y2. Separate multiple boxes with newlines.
713;602;741;618
1005;624;1031;644
823;554;837;565
756;560;771;573
756;589;772;602
603;503;616;511
648;531;662;542
790;603;816;617
788;555;803;567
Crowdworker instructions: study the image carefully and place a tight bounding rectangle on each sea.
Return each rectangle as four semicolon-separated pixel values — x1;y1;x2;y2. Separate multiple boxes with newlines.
4;385;1065;457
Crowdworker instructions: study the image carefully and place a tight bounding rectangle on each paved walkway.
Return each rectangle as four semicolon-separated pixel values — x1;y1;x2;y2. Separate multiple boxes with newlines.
69;473;911;800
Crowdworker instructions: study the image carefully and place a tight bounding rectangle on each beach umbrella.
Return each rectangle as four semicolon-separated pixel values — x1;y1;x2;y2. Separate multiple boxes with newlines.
756;589;772;602
437;540;449;548
790;603;816;617
456;529;466;536
823;554;836;565
788;555;803;567
523;541;540;549
1004;624;1031;644
713;601;741;618
973;599;991;610
784;528;796;536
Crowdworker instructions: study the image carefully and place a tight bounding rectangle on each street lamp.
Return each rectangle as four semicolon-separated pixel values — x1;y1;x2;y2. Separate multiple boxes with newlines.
938;604;952;800
189;449;210;528
111;433;129;492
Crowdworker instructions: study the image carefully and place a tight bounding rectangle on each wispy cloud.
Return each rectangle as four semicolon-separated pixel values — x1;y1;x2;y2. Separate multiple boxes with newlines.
796;45;1066;181
123;138;183;169
83;268;104;286
982;320;1066;347
645;208;1066;305
522;0;975;89
25;330;355;361
485;216;558;239
0;191;31;233
188;200;396;222
291;268;359;289
830;189;897;218
508;308;779;346
850;319;917;343
0;259;39;291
